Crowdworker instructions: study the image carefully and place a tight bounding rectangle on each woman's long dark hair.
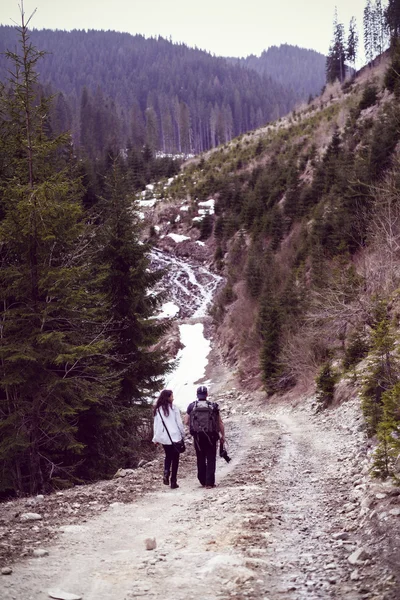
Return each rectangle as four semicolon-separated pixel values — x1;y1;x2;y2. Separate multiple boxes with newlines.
153;389;173;417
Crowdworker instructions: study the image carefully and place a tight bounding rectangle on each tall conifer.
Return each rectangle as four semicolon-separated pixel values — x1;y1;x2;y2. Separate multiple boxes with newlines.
0;6;112;494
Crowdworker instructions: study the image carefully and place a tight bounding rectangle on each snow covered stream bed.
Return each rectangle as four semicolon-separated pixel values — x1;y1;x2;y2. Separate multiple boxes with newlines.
150;248;222;408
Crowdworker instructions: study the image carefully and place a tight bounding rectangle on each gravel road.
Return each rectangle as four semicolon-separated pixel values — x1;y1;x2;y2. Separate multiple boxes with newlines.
1;381;399;600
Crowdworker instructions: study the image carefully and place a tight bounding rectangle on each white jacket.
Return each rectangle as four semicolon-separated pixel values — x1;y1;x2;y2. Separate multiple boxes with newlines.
152;404;185;445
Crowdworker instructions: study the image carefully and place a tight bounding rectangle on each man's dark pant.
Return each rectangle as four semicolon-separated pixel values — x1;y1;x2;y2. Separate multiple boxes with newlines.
163;444;179;484
194;434;217;486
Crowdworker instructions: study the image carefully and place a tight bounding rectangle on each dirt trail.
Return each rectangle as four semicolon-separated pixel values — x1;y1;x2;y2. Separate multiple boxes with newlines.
2;391;399;600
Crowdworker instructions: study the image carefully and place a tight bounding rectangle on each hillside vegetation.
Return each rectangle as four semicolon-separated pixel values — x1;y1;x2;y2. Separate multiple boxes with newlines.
146;47;400;481
229;44;326;103
0;28;315;157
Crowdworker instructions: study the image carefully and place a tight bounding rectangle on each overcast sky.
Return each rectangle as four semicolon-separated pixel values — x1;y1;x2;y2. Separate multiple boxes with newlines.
0;0;367;59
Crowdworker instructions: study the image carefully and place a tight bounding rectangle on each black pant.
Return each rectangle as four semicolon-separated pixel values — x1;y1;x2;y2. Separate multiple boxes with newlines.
163;444;179;483
194;434;217;486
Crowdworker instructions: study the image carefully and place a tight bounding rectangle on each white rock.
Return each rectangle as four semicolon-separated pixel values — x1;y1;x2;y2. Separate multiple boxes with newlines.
348;547;370;565
20;512;42;521
389;508;400;517
33;549;49;557
48;590;82;600
1;566;12;575
113;468;127;478
332;532;349;540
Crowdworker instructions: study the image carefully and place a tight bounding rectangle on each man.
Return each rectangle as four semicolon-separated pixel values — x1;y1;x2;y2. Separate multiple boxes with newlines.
185;385;225;489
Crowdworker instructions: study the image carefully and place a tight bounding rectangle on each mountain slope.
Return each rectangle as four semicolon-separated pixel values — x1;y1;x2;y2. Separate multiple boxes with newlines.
229;43;327;102
139;48;400;484
0;27;300;155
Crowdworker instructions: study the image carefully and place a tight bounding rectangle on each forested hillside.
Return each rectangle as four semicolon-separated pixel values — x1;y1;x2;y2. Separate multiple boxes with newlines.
2;0;400;499
229;44;326;103
150;34;400;480
0;27;302;157
0;18;180;498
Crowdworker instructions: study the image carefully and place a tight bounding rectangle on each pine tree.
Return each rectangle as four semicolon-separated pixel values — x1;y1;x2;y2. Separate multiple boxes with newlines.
259;293;282;391
245;242;264;298
315;361;337;409
373;383;400;478
84;156;172;474
386;0;400;39
364;0;375;63
361;302;399;436
347;16;359;67
0;7;112;495
326;10;346;83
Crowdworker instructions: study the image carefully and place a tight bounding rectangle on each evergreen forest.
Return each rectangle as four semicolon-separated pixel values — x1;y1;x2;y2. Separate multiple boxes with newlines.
157;0;400;481
1;0;400;499
229;44;326;103
0;15;180;497
0;27;323;158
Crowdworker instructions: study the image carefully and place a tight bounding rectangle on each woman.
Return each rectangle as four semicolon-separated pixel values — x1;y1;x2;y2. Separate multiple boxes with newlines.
152;389;185;489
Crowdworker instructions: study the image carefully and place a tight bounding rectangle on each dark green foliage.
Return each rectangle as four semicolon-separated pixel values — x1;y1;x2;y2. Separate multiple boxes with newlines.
81;157;172;477
259;294;282;390
346;16;359;66
367;103;400;180
214;244;224;264
315;361;337;408
200;213;214;240
245;243;265;298
220;282;236;305
234;44;326;104
361;303;399;436
373;383;400;479
385;0;400;38
0;18;113;495
283;168;301;222
326;12;346;84
214;216;225;240
0;28;299;156
269;208;284;251
384;39;400;95
343;331;370;370
358;84;378;110
0;19;173;495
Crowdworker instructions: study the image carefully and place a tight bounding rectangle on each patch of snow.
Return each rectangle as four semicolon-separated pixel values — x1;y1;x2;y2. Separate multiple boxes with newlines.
138;199;157;208
180;205;190;212
199;199;214;208
168;233;190;243
196;241;205;246
156;302;180;319
199;199;215;214
192;216;203;222
165;323;211;410
146;184;155;190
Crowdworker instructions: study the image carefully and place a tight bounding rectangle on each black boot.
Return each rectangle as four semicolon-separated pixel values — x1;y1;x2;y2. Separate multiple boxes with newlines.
170;481;179;489
163;470;170;485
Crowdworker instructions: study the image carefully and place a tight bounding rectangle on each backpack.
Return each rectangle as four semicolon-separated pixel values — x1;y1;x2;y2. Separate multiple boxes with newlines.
189;400;220;436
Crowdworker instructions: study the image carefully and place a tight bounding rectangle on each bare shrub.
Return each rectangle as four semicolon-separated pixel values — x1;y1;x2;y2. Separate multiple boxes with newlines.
366;156;400;296
279;325;331;389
